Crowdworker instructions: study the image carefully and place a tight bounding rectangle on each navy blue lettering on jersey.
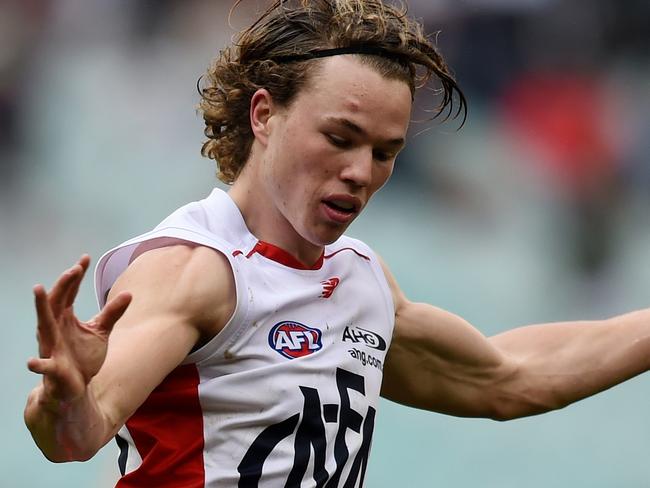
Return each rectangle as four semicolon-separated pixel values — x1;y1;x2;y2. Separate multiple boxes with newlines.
237;368;375;488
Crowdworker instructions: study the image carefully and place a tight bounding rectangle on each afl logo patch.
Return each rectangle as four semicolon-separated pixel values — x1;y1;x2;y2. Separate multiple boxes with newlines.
268;321;323;359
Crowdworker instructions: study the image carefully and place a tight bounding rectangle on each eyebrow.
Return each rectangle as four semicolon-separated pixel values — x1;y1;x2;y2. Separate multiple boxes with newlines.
325;116;405;148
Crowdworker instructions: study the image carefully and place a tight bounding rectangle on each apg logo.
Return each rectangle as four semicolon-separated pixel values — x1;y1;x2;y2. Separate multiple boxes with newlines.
342;326;387;351
269;321;323;359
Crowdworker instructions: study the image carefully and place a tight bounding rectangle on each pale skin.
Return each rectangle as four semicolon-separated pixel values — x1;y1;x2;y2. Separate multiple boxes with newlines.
25;56;650;463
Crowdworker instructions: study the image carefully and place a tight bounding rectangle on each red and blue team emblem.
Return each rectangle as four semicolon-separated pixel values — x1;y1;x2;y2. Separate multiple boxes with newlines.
268;321;323;359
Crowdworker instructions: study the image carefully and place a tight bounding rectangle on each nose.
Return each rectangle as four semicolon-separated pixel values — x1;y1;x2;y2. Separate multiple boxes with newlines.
339;147;373;188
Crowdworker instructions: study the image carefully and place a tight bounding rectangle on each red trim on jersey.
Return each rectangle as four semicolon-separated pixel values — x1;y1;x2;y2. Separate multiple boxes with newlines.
324;247;370;261
247;241;325;270
232;250;243;257
116;364;205;488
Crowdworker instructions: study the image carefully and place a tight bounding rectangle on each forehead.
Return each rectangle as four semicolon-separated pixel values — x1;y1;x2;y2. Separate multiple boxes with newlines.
289;56;412;137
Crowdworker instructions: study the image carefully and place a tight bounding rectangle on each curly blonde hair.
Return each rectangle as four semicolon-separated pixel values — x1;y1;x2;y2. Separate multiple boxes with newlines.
199;0;465;184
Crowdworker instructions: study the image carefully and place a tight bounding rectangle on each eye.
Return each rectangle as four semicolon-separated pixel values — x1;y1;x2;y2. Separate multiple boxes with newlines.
372;149;393;162
326;134;351;148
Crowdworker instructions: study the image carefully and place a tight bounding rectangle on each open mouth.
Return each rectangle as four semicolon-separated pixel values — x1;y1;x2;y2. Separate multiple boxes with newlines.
323;200;356;214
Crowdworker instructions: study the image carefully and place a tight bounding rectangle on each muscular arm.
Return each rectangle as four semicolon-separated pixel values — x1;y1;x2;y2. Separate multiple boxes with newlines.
379;259;650;420
24;245;235;461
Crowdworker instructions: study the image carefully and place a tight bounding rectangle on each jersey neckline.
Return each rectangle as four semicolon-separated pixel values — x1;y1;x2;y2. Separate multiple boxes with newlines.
247;240;325;270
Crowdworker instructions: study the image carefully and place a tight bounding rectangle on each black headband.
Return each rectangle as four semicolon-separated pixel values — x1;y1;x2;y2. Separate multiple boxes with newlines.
271;46;408;64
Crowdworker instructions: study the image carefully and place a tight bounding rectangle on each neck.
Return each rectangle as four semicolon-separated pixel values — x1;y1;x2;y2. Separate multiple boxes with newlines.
228;172;324;269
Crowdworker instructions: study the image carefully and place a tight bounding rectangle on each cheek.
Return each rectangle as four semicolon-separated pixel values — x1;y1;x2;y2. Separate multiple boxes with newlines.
372;163;394;193
291;145;330;185
269;128;330;198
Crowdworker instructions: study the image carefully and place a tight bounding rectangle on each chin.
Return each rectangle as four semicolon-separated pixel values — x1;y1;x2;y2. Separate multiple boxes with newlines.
321;235;341;246
301;218;352;247
312;227;348;246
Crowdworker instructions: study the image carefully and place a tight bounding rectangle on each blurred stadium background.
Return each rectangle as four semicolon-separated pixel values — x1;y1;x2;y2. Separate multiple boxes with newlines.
1;0;648;486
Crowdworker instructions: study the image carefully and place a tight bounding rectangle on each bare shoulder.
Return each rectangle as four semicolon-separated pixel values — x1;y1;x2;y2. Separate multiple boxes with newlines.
376;254;408;313
89;243;236;426
376;253;475;342
109;242;236;341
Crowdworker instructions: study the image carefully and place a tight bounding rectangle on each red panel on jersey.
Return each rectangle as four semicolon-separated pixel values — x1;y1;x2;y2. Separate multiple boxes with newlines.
116;364;205;488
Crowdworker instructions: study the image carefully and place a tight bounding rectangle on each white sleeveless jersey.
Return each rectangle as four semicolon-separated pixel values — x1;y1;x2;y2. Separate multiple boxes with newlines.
95;188;395;488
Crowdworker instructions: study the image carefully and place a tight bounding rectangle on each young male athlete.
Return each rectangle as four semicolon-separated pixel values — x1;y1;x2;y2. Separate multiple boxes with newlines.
24;1;650;487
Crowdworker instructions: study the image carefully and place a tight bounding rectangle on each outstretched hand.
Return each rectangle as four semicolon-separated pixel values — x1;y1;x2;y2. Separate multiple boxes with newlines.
27;255;132;405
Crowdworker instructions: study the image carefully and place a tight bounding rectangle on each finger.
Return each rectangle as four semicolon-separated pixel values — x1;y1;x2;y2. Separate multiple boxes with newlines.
94;292;132;335
63;255;91;309
48;264;83;318
78;254;91;271
34;284;57;356
27;356;57;376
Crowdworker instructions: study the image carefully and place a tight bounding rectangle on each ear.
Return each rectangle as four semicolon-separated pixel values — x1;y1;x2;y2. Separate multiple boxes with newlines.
250;88;275;147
